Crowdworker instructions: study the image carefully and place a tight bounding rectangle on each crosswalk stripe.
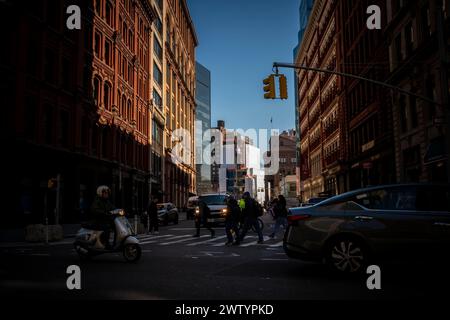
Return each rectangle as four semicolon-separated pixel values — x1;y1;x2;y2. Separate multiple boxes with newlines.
240;236;271;247
187;235;227;246
140;234;189;245
138;234;173;241
159;235;204;245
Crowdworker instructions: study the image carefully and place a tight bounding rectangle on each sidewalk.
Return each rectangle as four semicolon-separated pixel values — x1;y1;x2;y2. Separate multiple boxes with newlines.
0;224;81;244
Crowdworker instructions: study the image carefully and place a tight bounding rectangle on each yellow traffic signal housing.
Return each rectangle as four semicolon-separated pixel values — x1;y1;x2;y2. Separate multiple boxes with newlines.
279;75;288;100
48;178;57;189
263;75;276;99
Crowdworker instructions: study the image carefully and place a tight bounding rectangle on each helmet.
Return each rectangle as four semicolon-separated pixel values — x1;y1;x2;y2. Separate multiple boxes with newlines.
96;185;111;196
243;192;250;198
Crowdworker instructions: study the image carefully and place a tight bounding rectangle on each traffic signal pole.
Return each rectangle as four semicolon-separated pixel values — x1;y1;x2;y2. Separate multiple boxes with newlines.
272;62;444;107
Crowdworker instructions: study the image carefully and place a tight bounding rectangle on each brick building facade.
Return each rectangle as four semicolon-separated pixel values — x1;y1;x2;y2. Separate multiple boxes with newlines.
0;0;197;227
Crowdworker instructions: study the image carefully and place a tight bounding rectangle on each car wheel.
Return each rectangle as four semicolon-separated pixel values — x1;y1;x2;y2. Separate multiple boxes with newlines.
123;244;141;262
326;237;367;274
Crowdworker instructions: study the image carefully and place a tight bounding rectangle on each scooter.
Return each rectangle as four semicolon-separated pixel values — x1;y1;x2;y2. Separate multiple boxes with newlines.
74;209;141;262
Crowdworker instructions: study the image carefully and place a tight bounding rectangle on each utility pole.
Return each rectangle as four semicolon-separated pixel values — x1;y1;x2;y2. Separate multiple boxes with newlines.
436;2;450;181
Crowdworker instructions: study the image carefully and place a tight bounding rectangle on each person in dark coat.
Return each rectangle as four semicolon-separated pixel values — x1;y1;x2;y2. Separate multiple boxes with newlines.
147;196;159;235
193;200;215;238
269;195;288;238
234;192;264;245
90;186;115;248
225;196;240;245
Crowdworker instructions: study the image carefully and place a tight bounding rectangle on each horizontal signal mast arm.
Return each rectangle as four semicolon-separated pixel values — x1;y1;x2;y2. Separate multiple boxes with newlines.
273;62;444;107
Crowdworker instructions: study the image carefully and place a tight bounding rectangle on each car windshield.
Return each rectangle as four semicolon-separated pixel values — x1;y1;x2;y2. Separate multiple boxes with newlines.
199;195;227;205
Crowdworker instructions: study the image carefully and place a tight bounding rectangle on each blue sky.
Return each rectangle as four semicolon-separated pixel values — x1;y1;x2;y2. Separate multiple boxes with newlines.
188;0;299;133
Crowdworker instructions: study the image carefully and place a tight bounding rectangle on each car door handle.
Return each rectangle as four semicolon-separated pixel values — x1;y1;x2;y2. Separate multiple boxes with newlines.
434;222;450;227
354;216;374;222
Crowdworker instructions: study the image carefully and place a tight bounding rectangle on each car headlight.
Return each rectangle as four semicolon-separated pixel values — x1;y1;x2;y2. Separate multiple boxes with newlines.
195;207;200;215
221;208;228;216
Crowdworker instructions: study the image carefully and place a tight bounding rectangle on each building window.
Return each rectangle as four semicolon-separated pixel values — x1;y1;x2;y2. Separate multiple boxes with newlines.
104;82;112;110
93;76;101;104
105;1;113;26
121;94;127;118
94;32;101;58
405;21;414;56
153;62;163;88
154;37;163;62
127;99;132;121
155;16;163;36
105;39;112;66
421;3;432;39
95;0;102;16
153;89;162;108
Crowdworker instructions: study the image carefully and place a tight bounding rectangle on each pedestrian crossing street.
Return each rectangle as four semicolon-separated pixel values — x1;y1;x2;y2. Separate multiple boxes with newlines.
136;232;284;248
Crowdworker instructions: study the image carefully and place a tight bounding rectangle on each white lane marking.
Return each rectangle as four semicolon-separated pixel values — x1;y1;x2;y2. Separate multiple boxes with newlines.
240;236;271;247
138;234;173;241
268;241;283;248
159;235;206;245
140;234;184;245
187;235;227;246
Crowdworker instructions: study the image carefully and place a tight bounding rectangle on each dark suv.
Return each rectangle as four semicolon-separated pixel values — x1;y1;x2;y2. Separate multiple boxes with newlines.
284;184;450;273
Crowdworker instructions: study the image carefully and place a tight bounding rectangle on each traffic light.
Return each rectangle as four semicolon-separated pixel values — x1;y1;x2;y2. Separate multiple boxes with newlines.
48;178;57;189
279;75;288;100
263;75;276;99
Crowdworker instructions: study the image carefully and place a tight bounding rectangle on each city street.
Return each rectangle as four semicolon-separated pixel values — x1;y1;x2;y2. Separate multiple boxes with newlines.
1;214;449;300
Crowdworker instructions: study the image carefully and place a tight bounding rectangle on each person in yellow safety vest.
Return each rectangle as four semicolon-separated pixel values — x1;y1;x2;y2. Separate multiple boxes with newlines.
238;198;245;211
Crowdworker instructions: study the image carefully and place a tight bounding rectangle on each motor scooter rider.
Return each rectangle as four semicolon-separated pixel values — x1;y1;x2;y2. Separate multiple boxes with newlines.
90;186;115;249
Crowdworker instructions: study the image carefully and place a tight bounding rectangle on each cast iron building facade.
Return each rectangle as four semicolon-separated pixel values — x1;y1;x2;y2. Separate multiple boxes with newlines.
338;0;396;190
0;0;158;226
163;0;198;207
295;0;344;201
385;0;449;183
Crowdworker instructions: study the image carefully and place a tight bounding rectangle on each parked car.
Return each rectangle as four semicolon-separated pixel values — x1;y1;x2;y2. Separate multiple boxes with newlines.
197;194;230;225
284;184;450;274
157;203;179;225
186;196;199;220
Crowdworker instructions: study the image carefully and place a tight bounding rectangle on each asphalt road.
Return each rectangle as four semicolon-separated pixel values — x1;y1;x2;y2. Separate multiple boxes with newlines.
0;215;448;300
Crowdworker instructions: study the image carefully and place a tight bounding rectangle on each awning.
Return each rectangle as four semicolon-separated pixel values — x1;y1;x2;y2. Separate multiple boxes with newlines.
424;136;448;165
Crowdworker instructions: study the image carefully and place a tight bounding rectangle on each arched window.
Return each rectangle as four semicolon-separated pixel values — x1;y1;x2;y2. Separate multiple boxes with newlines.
121;94;126;118
127;99;132;122
93;76;102;105
104;81;112;110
